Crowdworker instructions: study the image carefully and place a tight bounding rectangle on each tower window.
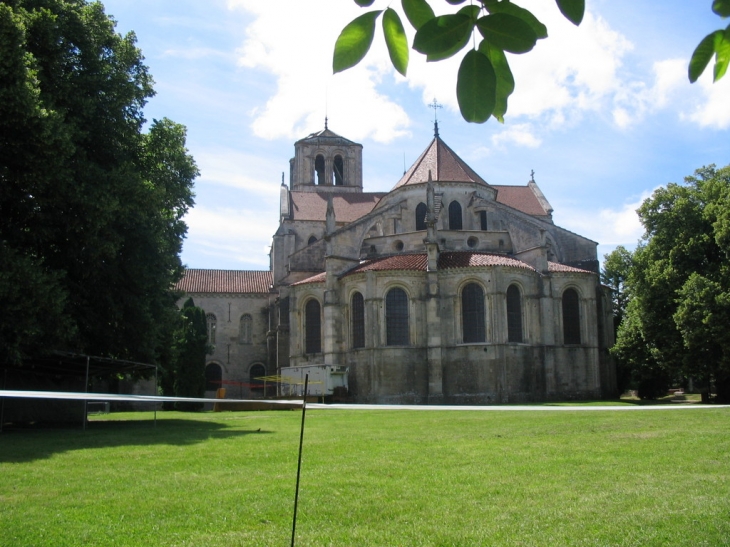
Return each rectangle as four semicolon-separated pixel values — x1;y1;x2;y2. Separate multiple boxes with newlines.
462;283;486;343
416;202;427;231
480;211;488;231
449;201;462;230
506;285;523;343
206;314;217;344
385;288;409;346
315;154;325;185
351;292;365;349
562;288;581;344
334;155;344;185
239;314;252;344
305;299;321;354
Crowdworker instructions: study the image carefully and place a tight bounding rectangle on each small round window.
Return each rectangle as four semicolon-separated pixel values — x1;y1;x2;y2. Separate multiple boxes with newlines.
467;236;478;248
394;240;404;252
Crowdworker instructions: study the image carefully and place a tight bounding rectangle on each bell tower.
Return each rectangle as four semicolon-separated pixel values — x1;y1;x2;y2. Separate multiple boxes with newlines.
288;119;363;193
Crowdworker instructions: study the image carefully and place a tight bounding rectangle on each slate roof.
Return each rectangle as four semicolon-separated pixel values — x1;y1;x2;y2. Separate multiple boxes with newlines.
289;191;386;222
493;185;551;216
175;269;272;294
393;137;490;188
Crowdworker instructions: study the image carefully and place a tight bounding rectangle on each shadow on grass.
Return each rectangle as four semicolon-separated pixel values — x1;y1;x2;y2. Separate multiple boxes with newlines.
0;417;272;463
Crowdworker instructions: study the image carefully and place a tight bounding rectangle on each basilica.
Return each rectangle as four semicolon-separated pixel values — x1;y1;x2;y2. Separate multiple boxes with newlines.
176;123;616;404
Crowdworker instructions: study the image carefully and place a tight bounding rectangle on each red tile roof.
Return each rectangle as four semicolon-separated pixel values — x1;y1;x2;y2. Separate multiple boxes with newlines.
393;137;489;188
291;271;327;285
493;185;550;216
548;262;593;274
289;192;385;222
439;252;536;270
175;269;272;294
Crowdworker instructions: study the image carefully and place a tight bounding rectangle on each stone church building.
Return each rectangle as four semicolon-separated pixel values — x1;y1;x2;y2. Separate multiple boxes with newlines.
176;123;616;404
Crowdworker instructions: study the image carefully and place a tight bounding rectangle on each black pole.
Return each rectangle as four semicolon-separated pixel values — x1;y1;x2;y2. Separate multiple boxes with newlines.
290;373;309;547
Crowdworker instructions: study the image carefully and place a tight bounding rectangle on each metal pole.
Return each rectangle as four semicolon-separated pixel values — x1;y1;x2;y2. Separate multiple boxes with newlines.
83;356;90;431
290;374;309;547
154;365;158;428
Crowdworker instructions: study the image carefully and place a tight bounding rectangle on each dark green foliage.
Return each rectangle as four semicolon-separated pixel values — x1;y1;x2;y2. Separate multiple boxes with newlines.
613;165;730;402
333;0;580;123
0;0;197;367
172;298;208;411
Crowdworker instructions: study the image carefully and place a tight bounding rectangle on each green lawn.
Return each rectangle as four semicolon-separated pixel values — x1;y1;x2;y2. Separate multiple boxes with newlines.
1;407;729;546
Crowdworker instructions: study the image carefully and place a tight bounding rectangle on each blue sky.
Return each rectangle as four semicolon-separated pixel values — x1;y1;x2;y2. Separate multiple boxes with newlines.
102;0;730;271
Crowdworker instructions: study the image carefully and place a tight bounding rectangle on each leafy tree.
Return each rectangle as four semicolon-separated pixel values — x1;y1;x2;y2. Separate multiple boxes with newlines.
601;245;632;331
0;0;197;366
613;165;730;401
172;298;209;411
334;0;729;124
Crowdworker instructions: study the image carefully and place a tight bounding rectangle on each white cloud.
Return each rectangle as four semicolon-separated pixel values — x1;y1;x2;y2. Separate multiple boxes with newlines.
183;205;277;268
686;70;730;129
556;190;655;247
195;148;283;196
491;123;542;149
228;0;410;143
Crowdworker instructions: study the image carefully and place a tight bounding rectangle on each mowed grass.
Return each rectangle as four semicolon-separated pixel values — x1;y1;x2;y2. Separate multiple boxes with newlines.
1;407;729;547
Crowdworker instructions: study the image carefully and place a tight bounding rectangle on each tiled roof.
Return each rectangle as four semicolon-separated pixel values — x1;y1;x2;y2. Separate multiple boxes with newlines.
289;191;385;222
175;269;272;294
291;272;327;285
393;137;489;189
493;185;550;216
548;262;593;274
439;252;536;270
342;252;536;277
295;127;360;147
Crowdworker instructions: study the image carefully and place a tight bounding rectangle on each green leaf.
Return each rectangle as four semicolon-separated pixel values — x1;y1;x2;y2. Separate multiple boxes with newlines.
354;0;376;6
713;0;730;18
477;13;537;54
485;1;548;39
401;0;435;30
689;31;720;83
333;11;382;73
714;26;730;81
457;49;497;123
555;0;584;26
413;14;474;57
479;41;514;122
426;5;479;61
383;8;409;76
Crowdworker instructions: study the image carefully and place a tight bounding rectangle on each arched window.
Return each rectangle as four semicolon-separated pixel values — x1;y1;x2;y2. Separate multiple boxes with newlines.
305;299;321;354
506;284;523;343
205;363;222;392
385;288;409;346
307;235;317;246
206;313;216;344
462;283;485;343
479;210;488;231
562;288;581;344
449;200;462;230
334;155;344;185
351;291;365;349
250;363;266;390
239;314;252;344
315;154;325;185
415;202;428;231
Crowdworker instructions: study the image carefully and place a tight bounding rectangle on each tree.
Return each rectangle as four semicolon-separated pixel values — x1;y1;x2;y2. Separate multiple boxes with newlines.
612;164;730;402
334;0;729;124
171;298;209;411
601;245;632;331
0;0;198;366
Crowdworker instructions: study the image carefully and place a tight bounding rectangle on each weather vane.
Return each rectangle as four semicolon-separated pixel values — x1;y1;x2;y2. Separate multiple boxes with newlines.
429;98;442;137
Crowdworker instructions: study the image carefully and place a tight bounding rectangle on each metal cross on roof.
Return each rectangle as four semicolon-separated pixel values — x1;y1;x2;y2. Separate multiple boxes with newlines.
429;98;442;138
